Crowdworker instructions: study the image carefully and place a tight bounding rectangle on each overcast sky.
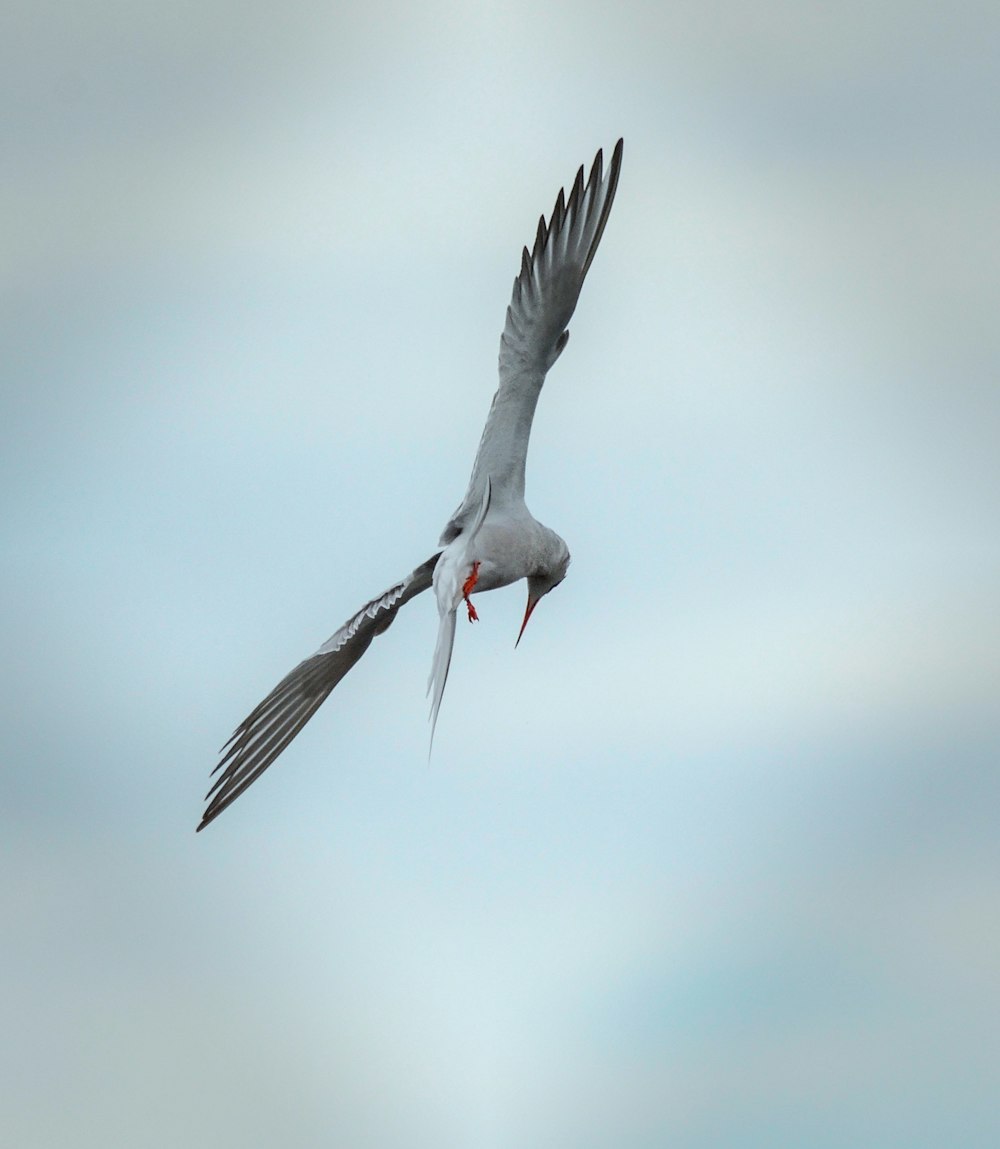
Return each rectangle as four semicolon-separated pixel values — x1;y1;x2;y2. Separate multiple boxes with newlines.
3;2;999;1146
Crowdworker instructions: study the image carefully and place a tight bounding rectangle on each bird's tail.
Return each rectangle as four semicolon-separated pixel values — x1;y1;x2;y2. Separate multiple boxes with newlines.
425;477;492;753
427;607;456;754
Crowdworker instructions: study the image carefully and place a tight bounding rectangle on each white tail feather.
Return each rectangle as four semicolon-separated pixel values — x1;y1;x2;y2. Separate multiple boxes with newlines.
426;478;492;751
427;608;456;753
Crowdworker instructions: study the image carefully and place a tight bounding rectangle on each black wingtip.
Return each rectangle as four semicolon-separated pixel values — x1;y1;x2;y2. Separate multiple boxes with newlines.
612;138;624;184
579;137;624;280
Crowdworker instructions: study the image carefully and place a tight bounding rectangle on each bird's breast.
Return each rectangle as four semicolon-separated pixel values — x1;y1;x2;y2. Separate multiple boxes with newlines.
467;520;546;592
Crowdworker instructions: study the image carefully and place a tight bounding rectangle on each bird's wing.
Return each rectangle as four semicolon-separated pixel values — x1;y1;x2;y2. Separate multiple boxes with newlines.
198;553;440;831
442;139;623;542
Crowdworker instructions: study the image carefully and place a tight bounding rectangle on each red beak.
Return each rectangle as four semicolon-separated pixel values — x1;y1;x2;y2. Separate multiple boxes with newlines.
515;595;540;648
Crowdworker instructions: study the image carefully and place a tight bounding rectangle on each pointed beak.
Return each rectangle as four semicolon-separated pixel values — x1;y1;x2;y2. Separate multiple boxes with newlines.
515;594;540;648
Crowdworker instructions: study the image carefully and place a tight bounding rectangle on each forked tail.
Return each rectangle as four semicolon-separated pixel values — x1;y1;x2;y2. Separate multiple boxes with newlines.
425;478;492;752
426;607;457;753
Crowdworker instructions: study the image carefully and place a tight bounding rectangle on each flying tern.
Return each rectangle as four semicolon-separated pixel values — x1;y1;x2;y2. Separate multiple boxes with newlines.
199;139;623;831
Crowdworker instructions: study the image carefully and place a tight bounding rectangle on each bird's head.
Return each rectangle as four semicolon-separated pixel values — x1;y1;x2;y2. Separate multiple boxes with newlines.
516;534;571;647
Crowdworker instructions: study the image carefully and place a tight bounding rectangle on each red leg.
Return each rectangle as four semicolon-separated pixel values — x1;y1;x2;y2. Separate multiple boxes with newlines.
462;561;480;623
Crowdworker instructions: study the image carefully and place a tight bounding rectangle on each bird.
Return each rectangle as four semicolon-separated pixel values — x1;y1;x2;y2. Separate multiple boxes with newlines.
198;138;623;831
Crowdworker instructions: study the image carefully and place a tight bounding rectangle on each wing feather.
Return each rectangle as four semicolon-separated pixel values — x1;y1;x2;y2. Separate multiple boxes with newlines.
198;553;439;830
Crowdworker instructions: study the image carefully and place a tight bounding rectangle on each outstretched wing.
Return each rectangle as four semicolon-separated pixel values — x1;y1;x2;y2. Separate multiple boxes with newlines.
198;553;440;831
443;138;623;541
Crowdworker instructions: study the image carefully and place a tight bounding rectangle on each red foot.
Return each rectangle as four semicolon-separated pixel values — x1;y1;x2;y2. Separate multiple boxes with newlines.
463;561;481;623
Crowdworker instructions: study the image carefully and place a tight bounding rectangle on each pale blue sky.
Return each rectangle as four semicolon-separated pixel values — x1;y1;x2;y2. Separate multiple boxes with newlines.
3;2;999;1146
